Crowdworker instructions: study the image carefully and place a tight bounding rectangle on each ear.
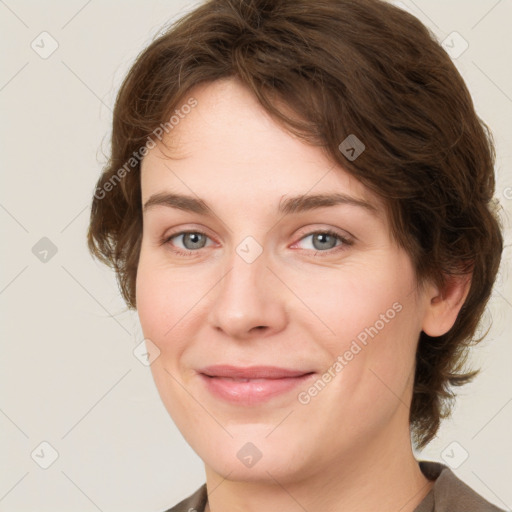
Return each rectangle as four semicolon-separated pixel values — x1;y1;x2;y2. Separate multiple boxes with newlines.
421;273;472;337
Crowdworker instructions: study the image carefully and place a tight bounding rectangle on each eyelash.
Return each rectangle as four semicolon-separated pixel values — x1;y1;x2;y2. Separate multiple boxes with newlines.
161;229;353;257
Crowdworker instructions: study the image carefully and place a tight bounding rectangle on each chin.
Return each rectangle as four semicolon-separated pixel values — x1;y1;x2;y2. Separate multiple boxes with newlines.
197;433;311;484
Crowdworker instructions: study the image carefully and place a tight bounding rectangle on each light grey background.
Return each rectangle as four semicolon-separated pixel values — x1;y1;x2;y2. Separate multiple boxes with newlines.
1;1;511;511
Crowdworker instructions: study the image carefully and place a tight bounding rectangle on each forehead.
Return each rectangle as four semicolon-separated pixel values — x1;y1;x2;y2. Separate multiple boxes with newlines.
140;78;384;214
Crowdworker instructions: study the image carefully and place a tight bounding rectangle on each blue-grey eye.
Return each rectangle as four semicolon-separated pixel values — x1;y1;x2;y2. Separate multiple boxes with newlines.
299;232;342;251
179;232;208;250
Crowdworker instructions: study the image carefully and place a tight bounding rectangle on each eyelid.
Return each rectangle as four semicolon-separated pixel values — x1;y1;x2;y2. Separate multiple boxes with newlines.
293;225;354;243
161;223;216;242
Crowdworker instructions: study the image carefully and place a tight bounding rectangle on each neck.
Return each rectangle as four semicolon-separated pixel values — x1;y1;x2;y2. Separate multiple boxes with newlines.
204;414;434;512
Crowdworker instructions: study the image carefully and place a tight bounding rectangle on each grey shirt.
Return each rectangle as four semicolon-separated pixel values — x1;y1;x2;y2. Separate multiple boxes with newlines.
163;460;506;512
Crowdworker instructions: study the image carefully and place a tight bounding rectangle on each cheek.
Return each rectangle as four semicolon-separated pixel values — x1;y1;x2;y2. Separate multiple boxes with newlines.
292;254;421;411
289;254;419;353
136;260;167;341
135;257;201;428
135;251;216;376
135;253;188;357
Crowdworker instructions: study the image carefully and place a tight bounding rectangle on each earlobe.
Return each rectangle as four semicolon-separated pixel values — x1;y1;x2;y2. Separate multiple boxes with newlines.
422;273;472;337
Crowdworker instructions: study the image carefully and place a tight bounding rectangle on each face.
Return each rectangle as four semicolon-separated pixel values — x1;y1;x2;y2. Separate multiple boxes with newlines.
136;78;433;484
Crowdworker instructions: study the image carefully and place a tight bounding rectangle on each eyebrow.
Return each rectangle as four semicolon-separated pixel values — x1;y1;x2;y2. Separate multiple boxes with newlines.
143;192;378;216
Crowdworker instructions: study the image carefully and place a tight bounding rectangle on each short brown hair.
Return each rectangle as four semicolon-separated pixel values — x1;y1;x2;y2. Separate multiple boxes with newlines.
87;0;503;448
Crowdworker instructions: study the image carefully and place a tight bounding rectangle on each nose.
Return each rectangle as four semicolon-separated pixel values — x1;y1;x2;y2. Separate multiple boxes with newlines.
206;245;288;340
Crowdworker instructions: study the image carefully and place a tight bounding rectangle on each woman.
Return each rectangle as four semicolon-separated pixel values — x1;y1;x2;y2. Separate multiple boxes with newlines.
87;0;504;510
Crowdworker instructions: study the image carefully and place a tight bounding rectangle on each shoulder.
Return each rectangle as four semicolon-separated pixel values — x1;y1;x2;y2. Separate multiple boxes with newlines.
159;484;207;512
415;461;507;512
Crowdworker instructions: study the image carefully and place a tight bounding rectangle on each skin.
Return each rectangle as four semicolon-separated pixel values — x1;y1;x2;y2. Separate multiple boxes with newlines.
136;77;470;512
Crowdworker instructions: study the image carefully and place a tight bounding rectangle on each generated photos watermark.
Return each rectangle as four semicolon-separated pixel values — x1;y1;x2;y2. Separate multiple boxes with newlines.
94;97;198;200
297;301;403;405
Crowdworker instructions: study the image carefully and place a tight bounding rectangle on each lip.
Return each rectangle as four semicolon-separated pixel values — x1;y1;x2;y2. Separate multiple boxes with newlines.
198;365;315;405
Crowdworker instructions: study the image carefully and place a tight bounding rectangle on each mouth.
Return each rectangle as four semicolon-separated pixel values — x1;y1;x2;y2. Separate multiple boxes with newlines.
197;365;316;405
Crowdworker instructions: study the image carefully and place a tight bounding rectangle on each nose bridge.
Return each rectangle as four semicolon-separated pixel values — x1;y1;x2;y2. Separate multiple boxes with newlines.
207;238;287;337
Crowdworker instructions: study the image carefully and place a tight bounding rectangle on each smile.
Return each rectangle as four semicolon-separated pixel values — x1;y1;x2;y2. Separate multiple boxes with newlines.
197;365;316;405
